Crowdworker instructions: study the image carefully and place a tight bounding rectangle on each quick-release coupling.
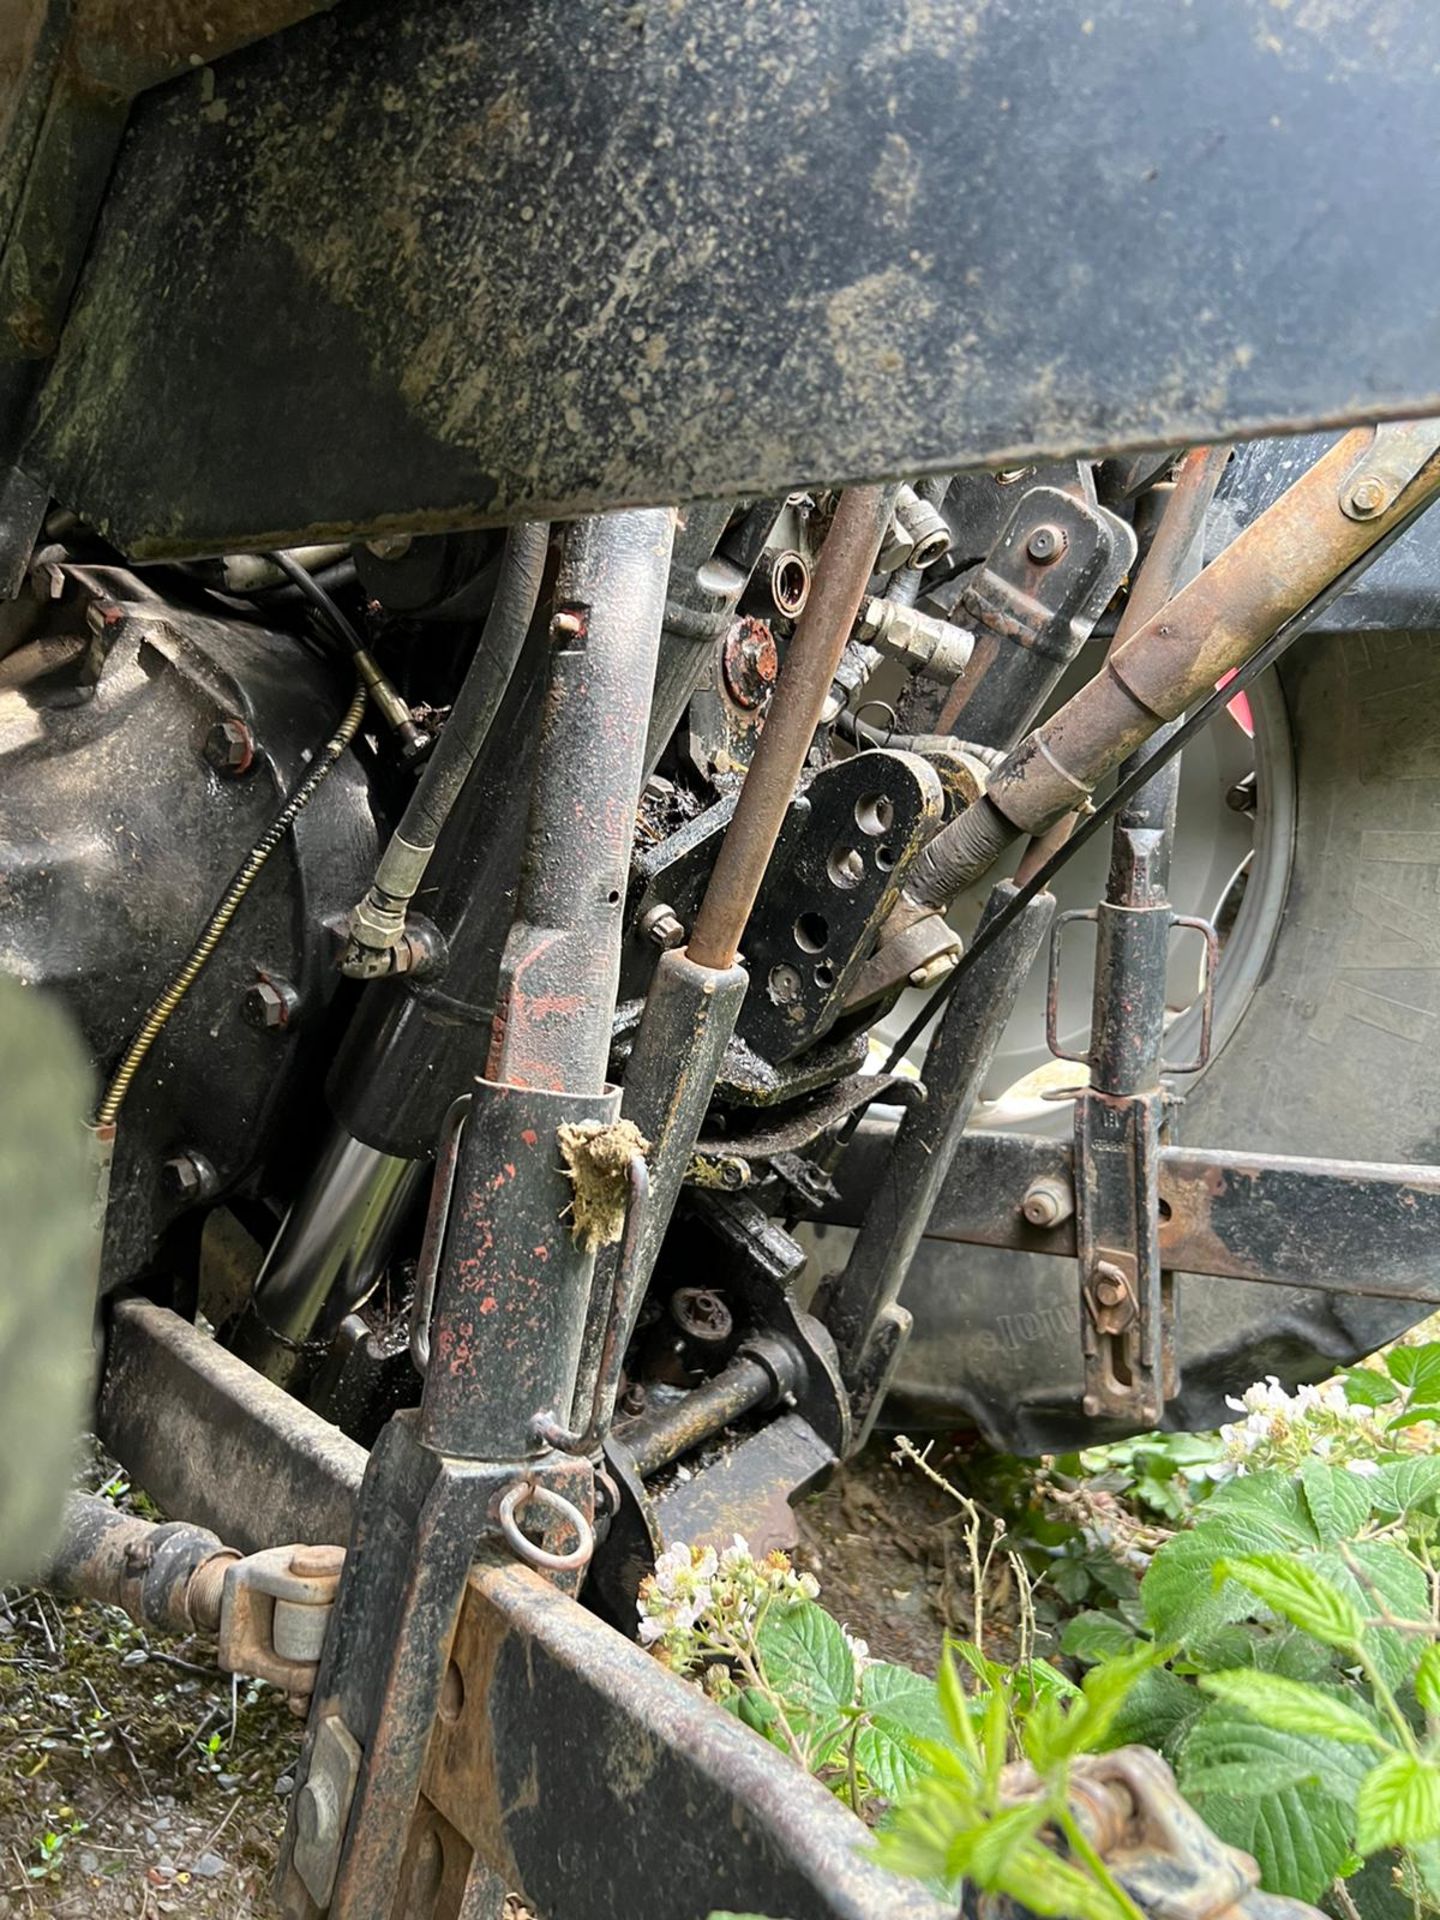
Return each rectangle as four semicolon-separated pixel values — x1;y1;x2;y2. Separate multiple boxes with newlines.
854;595;975;682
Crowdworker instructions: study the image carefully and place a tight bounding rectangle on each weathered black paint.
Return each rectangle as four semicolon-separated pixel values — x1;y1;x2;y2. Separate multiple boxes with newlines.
21;0;1440;555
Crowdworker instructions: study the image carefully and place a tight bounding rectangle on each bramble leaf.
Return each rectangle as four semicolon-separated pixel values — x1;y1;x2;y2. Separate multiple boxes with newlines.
1179;1707;1370;1902
1215;1554;1364;1649
1300;1460;1374;1544
855;1664;947;1800
756;1602;854;1725
1197;1670;1389;1748
1341;1365;1400;1409
1356;1751;1440;1854
1061;1611;1140;1666
1416;1643;1440;1716
1386;1343;1440;1400
1368;1457;1440;1516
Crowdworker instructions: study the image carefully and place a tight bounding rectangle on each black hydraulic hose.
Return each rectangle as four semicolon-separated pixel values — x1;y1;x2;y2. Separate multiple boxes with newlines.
880;488;1440;1075
387;521;549;856
341;521;550;965
266;548;365;652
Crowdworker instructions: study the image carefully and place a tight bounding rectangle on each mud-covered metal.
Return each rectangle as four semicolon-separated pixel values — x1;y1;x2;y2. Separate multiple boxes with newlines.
16;2;1440;555
827;881;1056;1437
419;1561;951;1920
97;1299;367;1555
40;1492;235;1634
0;570;377;1292
934;481;1134;746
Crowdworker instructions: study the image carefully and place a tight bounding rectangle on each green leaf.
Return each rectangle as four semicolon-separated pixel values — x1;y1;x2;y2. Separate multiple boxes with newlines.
855;1664;947;1800
1012;1658;1082;1708
1061;1610;1140;1665
1178;1756;1318;1796
1197;1670;1389;1749
1179;1706;1371;1903
936;1644;979;1766
1106;1667;1206;1759
1356;1752;1440;1854
1386;1404;1440;1432
1342;1366;1401;1409
1416;1644;1440;1716
1387;1343;1440;1400
1143;1472;1318;1645
1369;1457;1440;1516
996;1842;1141;1920
1215;1554;1364;1649
1319;1541;1430;1688
756;1602;854;1725
1300;1460;1374;1545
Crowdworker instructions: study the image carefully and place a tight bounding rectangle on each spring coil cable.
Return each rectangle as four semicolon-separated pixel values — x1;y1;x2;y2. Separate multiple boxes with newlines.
95;675;369;1127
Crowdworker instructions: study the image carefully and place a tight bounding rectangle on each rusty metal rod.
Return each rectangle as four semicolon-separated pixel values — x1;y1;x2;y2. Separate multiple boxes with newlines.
882;430;1440;1071
906;424;1440;912
686;484;898;969
617;1339;801;1479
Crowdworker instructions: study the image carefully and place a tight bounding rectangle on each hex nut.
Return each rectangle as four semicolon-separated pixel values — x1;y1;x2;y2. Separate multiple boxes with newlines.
204;716;255;775
1346;474;1388;519
242;978;298;1032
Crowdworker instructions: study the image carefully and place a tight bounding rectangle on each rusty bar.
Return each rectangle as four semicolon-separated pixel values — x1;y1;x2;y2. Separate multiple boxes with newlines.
827;881;1056;1439
573;946;749;1437
687;484;897;969
97;1298;367;1554
1156;1147;1440;1304
488;508;673;1094
617;1342;797;1479
905;423;1440;911
421;1561;950;1920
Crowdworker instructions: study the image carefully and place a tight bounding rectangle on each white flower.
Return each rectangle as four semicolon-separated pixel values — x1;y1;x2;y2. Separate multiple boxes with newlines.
842;1627;872;1674
1345;1458;1381;1478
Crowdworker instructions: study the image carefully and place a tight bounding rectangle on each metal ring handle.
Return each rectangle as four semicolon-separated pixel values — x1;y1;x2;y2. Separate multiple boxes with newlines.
497;1481;595;1574
1164;914;1222;1074
1045;907;1098;1066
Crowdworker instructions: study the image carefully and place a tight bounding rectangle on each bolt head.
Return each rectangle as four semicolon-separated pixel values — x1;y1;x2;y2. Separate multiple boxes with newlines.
204;716;254;775
1093;1271;1128;1307
161;1152;213;1203
640;904;685;951
242;980;293;1031
1022;1185;1060;1228
295;1776;336;1847
1026;524;1065;564
1347;474;1388;518
289;1544;346;1580
767;962;803;1006
551;608;587;641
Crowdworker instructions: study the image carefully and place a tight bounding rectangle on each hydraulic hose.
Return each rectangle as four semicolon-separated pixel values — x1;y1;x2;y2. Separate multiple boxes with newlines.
341;521;549;969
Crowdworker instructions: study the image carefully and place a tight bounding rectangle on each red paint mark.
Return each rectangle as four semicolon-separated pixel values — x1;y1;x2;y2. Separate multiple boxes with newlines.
521;1128;538;1147
533;1244;549;1262
504;1161;516;1179
480;1295;499;1314
1214;669;1254;737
